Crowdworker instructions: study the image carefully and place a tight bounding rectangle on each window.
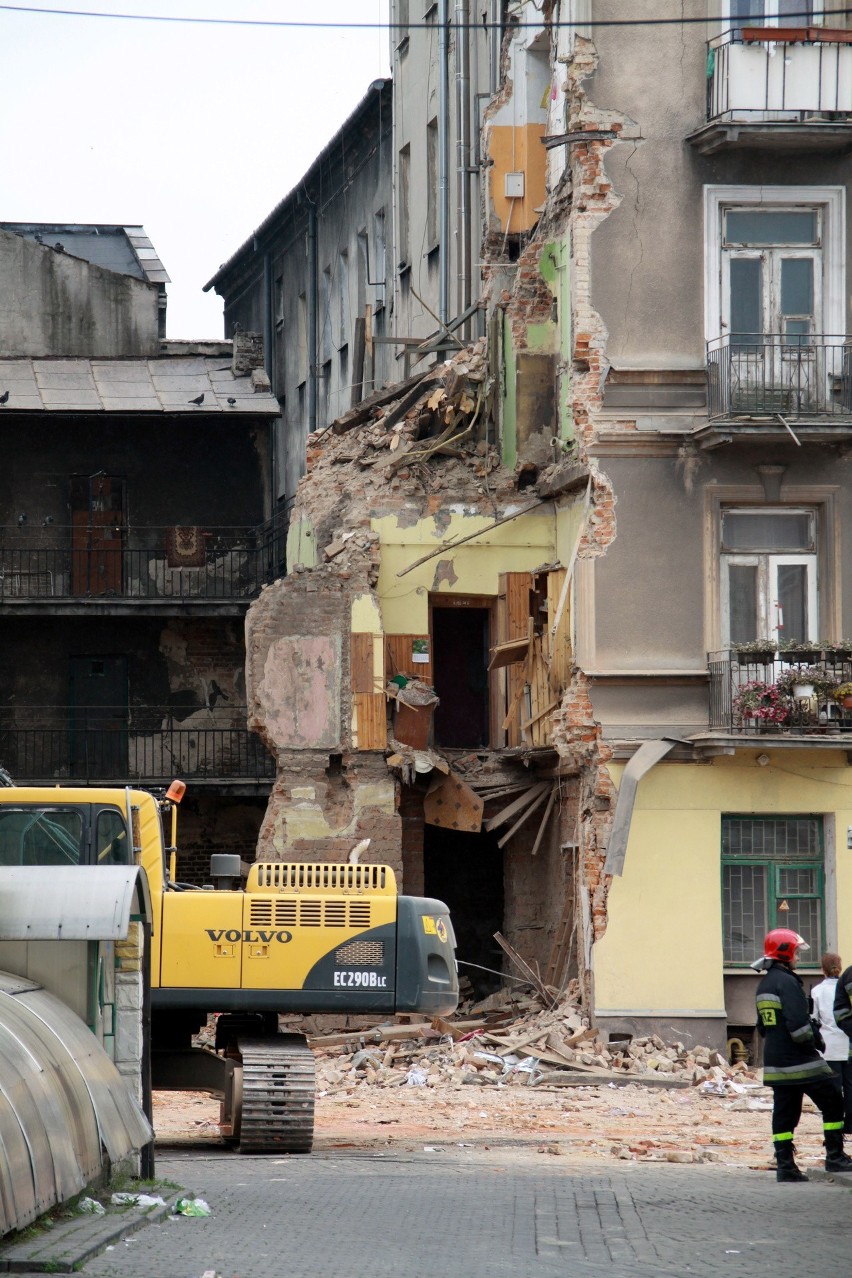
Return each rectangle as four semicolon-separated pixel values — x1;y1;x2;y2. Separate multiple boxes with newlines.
729;1;818;35
297;292;307;380
0;807;83;866
721;507;817;644
394;0;409;51
398;147;411;271
338;249;349;347
320;267;332;363
723;207;821;348
96;808;130;865
356;230;368;317
427;118;439;248
704;186;844;345
373;210;386;308
722;815;824;965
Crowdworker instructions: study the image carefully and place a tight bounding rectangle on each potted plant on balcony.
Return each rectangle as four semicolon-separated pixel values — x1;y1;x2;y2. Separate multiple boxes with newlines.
732;639;777;666
732;680;791;728
833;683;852;711
823;639;852;663
776;665;823;701
778;637;822;663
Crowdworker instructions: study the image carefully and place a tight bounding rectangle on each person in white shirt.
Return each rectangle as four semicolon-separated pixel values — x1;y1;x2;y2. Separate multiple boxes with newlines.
811;952;852;1134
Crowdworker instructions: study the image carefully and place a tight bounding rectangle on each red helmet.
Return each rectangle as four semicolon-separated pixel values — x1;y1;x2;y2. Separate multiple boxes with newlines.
764;928;809;963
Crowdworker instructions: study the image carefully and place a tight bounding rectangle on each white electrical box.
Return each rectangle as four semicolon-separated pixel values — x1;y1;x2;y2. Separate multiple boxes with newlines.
504;172;525;199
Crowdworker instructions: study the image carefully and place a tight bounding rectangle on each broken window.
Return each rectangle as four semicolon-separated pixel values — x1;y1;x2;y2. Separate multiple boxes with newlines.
722;815;823;965
720;507;817;645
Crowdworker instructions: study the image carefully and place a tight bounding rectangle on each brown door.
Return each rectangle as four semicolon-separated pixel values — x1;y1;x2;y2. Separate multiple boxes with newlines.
71;474;125;596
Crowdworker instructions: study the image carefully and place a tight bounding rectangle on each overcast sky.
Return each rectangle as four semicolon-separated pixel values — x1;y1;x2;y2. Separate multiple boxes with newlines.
0;1;390;339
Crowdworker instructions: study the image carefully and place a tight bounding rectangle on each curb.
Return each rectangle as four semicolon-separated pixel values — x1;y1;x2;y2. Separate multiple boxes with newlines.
0;1193;184;1274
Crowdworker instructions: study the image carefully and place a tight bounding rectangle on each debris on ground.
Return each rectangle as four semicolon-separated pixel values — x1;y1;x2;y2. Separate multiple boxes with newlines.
308;984;761;1096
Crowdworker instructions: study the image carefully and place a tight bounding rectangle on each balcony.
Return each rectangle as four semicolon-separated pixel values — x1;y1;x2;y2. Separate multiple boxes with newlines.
0;707;275;786
705;334;852;435
0;517;286;613
709;650;852;737
689;27;852;155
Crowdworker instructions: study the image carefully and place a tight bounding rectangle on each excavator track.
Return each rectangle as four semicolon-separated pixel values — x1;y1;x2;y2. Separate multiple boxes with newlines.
233;1034;315;1154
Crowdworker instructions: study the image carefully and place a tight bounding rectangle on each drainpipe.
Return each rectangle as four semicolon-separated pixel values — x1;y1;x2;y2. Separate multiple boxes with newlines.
438;0;450;327
490;0;501;96
307;201;318;433
455;0;471;325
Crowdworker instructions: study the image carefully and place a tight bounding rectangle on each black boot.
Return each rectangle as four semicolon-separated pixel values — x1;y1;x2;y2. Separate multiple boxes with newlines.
824;1129;852;1173
775;1140;808;1182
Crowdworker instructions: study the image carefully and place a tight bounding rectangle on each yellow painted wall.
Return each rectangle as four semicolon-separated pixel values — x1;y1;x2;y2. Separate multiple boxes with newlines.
374;507;562;633
594;751;852;1018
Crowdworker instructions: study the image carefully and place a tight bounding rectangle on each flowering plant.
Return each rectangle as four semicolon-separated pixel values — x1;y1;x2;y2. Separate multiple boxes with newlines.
775;665;829;697
732;680;790;723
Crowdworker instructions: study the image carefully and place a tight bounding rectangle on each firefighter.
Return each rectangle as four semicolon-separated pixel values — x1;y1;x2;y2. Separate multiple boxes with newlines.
832;957;852;1094
755;928;852;1182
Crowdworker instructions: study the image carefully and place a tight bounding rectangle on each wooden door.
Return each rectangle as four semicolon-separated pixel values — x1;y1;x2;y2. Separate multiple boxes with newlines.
71;474;125;596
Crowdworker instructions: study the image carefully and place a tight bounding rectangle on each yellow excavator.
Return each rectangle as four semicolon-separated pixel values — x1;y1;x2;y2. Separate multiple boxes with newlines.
0;782;458;1152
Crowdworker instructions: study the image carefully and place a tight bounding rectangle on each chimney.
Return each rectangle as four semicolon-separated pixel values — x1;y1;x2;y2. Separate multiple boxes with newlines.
232;329;265;377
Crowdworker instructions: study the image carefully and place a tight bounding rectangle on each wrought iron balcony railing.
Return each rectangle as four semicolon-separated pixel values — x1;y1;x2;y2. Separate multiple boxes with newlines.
0;708;275;783
709;651;852;735
0;517;286;602
706;28;852;124
707;334;852;421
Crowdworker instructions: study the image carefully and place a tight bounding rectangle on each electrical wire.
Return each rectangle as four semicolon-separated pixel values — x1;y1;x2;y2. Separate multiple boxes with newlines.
0;4;846;31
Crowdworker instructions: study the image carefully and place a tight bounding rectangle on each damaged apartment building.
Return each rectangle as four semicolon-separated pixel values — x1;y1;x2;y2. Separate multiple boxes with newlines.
211;0;852;1056
0;223;283;875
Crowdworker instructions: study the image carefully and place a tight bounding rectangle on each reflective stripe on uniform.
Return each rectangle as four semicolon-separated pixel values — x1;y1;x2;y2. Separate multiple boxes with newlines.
824;1120;845;1131
773;1131;795;1142
790;1024;812;1042
764;1060;834;1083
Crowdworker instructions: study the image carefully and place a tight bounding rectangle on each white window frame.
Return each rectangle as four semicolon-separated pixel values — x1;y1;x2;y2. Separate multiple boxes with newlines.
725;1;824;27
704;186;845;344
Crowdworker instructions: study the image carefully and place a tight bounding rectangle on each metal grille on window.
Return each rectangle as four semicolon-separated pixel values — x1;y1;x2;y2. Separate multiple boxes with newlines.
336;941;384;966
723;817;820;860
723;864;768;964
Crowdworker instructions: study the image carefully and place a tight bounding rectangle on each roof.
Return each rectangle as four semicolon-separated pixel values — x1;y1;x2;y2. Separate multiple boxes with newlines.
204;78;391;293
0;223;170;285
0;356;280;415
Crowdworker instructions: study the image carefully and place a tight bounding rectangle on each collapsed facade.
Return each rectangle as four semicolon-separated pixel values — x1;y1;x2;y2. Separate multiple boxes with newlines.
216;0;852;1053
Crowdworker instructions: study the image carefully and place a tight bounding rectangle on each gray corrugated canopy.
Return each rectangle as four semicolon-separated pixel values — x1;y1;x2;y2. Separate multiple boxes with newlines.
0;973;152;1236
0;865;151;939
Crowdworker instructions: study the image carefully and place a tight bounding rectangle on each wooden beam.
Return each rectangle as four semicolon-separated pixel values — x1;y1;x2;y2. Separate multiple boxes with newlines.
530;784;557;857
497;784;551;848
483;781;549;832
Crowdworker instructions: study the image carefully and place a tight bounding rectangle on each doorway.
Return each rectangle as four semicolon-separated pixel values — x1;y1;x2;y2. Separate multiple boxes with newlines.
71;473;125;596
423;825;504;998
431;601;491;748
69;655;129;778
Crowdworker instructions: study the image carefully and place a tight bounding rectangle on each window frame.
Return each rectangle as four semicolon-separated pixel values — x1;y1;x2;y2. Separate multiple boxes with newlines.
722;814;825;969
704;186;845;345
719;506;819;646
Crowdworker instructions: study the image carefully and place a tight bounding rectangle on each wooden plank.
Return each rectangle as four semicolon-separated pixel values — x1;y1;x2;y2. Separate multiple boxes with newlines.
310;1024;432;1047
547;568;570;694
497;784;551;849
350;315;367;407
331;368;428;435
351;632;376;694
530;784;557;857
499;572;532;748
488;636;530;671
483;781;549;832
385;634;432;685
521;697;560;731
492;931;553;1002
353;692;387;750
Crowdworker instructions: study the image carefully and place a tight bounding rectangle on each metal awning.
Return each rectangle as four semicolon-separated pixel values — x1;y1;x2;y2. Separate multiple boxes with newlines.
0;866;151;939
603;738;690;878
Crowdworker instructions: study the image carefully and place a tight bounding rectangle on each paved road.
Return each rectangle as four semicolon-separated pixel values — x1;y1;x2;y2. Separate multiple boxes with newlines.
24;1147;851;1278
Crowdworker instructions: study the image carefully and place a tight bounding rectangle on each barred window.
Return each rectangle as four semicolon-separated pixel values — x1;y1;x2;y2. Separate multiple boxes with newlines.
722;815;823;965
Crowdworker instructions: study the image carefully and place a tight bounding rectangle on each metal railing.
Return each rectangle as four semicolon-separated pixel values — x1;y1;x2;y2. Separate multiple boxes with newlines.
0;516;287;602
0;708;275;782
707;28;852;122
709;651;852;734
707;334;852;420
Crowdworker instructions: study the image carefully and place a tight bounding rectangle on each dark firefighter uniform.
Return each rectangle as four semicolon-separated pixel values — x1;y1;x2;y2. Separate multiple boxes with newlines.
756;960;845;1167
833;965;852;1042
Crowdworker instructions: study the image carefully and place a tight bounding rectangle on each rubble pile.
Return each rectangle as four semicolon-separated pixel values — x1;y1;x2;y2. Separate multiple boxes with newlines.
309;987;759;1095
290;339;519;582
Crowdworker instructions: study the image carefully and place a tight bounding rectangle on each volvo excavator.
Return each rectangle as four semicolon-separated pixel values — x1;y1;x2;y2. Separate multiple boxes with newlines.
0;781;458;1153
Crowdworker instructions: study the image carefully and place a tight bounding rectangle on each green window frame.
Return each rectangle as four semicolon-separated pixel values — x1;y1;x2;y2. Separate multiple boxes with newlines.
722;815;824;967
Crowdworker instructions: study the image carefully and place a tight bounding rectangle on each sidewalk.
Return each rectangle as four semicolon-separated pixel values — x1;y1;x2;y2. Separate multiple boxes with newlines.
2;1150;852;1278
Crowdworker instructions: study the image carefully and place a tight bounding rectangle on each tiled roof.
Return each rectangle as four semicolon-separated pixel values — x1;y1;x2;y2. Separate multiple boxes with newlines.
0;357;280;415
